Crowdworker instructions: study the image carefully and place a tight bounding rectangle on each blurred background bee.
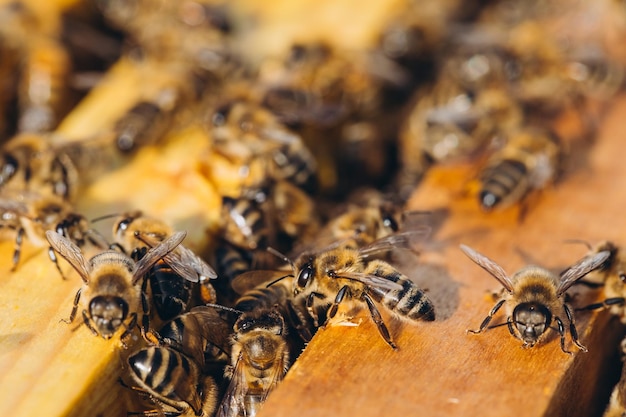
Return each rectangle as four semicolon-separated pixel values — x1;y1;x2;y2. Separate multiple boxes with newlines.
206;94;318;192
0;1;72;135
460;244;610;354
0;190;107;277
257;41;410;196
475;125;562;213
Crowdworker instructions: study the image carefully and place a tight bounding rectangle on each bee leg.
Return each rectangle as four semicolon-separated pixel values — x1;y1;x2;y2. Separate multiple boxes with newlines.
120;312;138;347
82;310;100;337
564;304;587;352
48;245;67;280
576;297;625;312
467;299;506;334
327;285;350;321
305;292;325;327
10;226;24;272
61;287;82;324
362;292;397;350
555;316;573;355
506;316;516;338
139;278;154;343
287;300;313;342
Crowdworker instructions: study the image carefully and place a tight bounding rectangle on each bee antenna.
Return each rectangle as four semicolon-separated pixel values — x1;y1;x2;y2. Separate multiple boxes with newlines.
562;239;592;250
265;273;294;287
203;302;243;316
91;212;122;223
267;247;296;270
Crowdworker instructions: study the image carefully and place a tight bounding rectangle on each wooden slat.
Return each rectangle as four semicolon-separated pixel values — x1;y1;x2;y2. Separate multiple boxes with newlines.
0;1;625;416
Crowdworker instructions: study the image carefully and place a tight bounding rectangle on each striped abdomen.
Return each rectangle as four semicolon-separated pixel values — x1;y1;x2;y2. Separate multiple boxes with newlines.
222;196;267;250
149;260;192;321
234;280;292;313
364;260;435;321
128;346;203;415
479;158;528;211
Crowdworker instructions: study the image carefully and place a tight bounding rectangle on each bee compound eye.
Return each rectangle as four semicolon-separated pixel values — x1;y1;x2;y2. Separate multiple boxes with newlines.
297;265;313;289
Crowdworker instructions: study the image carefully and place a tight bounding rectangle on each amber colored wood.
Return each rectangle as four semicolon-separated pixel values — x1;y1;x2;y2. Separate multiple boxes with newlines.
0;1;624;417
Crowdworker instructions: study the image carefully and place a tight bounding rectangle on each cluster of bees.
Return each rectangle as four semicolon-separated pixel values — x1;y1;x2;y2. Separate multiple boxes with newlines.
2;0;626;416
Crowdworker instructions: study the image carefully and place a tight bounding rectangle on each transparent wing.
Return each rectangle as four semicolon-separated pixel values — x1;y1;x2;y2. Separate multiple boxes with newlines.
215;353;247;417
358;227;431;258
557;250;612;296
45;230;91;283
136;232;217;283
333;271;403;291
132;231;186;284
459;244;514;293
173;244;218;280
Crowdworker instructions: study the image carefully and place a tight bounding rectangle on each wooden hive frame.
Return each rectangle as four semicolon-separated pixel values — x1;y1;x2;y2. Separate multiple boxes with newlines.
0;0;625;416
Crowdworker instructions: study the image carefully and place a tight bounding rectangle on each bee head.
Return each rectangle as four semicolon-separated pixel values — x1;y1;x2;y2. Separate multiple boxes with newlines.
89;295;129;338
512;302;552;344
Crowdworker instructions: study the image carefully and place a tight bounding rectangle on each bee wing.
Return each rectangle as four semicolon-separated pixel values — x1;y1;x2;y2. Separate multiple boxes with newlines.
557;250;612;296
136;232;217;283
170;244;217;282
358;227;431;258
187;306;233;355
459;244;514;293
231;270;293;295
259;350;288;403
45;230;91;283
132;231;186;284
334;271;404;291
215;354;247;417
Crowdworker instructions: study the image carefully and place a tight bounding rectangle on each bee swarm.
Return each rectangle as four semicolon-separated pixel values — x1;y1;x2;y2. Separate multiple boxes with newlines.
1;0;626;417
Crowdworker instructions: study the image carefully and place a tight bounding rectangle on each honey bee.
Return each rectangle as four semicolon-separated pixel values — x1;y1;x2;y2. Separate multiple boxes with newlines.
312;188;415;249
0;133;79;200
0;191;107;277
127;345;218;417
564;46;625;101
232;273;316;343
603;337;626;417
113;93;178;153
575;241;626;323
0;1;72;134
259;41;407;194
157;305;234;370
208;97;318;191
221;179;320;253
110;210;218;320
272;230;435;350
460;243;610;353
45;229;186;340
395;74;523;201
477;125;562;212
216;308;289;417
